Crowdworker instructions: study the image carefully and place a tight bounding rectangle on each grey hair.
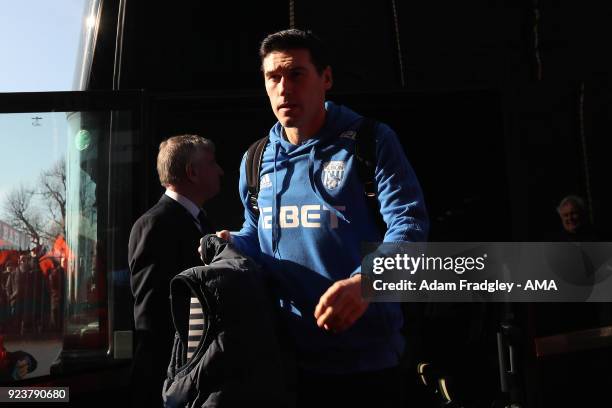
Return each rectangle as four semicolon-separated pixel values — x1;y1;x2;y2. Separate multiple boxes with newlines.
157;134;215;187
557;195;586;214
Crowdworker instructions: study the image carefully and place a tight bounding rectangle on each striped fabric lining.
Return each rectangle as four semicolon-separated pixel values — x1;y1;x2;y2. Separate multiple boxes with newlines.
187;297;204;359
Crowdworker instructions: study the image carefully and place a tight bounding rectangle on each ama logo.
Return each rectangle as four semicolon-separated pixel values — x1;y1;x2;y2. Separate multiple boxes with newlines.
524;280;558;291
322;161;345;190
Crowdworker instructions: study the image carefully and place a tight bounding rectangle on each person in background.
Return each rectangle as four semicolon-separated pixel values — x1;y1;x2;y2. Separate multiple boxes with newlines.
557;195;602;241
128;134;223;407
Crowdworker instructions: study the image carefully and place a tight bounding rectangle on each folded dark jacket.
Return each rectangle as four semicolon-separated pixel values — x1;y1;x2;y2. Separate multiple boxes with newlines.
163;235;289;408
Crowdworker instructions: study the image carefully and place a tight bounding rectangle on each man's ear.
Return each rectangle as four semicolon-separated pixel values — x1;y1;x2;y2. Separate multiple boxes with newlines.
323;66;333;91
185;162;197;182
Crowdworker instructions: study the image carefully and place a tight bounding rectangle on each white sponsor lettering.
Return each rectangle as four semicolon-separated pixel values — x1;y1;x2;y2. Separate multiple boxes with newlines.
301;205;321;228
322;205;344;229
262;207;272;229
260;205;345;229
280;206;299;228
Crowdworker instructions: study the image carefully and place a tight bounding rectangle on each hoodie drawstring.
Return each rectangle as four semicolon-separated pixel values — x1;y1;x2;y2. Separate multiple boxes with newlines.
272;141;281;257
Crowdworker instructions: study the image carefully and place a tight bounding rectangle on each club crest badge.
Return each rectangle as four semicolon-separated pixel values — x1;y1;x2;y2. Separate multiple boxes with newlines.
322;161;345;190
260;174;272;189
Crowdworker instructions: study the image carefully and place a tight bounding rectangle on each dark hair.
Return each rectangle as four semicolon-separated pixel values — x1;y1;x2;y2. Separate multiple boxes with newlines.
259;29;330;74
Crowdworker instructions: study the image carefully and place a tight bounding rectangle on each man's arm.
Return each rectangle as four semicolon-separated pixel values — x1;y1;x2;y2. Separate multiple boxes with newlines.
315;123;428;332
221;153;261;260
374;123;429;242
128;217;173;332
348;123;429;277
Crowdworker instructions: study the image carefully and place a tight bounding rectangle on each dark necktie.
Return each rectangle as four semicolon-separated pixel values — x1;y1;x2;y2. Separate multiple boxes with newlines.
197;210;212;234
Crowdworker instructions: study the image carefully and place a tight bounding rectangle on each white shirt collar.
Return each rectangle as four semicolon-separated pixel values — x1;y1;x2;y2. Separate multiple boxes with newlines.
164;189;201;220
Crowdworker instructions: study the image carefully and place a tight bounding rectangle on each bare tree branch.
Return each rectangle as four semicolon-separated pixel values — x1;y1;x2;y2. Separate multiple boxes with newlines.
2;184;42;247
2;158;68;250
39;157;66;231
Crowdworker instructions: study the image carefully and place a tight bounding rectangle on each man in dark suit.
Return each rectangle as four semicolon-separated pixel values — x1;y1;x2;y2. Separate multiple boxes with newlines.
128;134;223;407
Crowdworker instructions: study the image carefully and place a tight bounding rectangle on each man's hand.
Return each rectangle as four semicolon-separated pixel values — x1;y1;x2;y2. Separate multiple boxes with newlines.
13;358;30;380
198;230;232;262
216;230;232;241
314;274;369;333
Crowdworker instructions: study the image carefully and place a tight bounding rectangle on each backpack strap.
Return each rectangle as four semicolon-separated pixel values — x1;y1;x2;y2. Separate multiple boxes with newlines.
244;119;386;236
355;118;387;236
245;136;269;217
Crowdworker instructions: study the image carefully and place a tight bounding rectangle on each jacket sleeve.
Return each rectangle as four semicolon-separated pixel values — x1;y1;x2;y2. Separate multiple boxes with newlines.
229;153;262;261
351;123;429;276
128;217;175;331
376;123;429;242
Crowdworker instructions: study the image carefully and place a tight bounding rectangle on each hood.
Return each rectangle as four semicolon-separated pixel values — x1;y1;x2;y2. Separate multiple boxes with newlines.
268;101;362;153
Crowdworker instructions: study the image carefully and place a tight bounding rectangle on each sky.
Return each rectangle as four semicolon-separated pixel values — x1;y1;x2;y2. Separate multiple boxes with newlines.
0;1;87;227
0;112;69;201
0;0;89;92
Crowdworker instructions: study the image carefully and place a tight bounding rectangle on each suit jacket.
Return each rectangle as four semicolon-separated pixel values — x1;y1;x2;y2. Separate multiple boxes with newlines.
128;194;213;407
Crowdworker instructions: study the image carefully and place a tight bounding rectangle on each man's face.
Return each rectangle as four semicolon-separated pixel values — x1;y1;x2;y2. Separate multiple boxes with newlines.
560;202;583;234
191;148;223;201
262;49;332;131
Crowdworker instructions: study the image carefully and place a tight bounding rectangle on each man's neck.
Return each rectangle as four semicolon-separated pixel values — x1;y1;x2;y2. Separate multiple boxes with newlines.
166;186;203;209
284;128;309;145
283;110;327;145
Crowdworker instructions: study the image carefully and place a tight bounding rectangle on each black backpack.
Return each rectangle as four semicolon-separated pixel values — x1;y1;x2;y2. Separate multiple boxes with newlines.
244;117;386;235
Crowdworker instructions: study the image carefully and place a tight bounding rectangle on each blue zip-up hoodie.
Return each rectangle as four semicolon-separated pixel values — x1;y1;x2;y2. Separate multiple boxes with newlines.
232;101;428;374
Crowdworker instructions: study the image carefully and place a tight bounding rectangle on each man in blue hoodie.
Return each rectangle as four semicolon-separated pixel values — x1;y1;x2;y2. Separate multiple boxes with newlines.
215;29;428;407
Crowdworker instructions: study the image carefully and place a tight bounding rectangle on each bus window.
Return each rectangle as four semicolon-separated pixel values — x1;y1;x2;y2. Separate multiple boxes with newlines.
0;108;137;382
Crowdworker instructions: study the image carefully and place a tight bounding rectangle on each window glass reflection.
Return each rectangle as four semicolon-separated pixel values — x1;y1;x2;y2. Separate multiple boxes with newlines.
0;111;103;381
